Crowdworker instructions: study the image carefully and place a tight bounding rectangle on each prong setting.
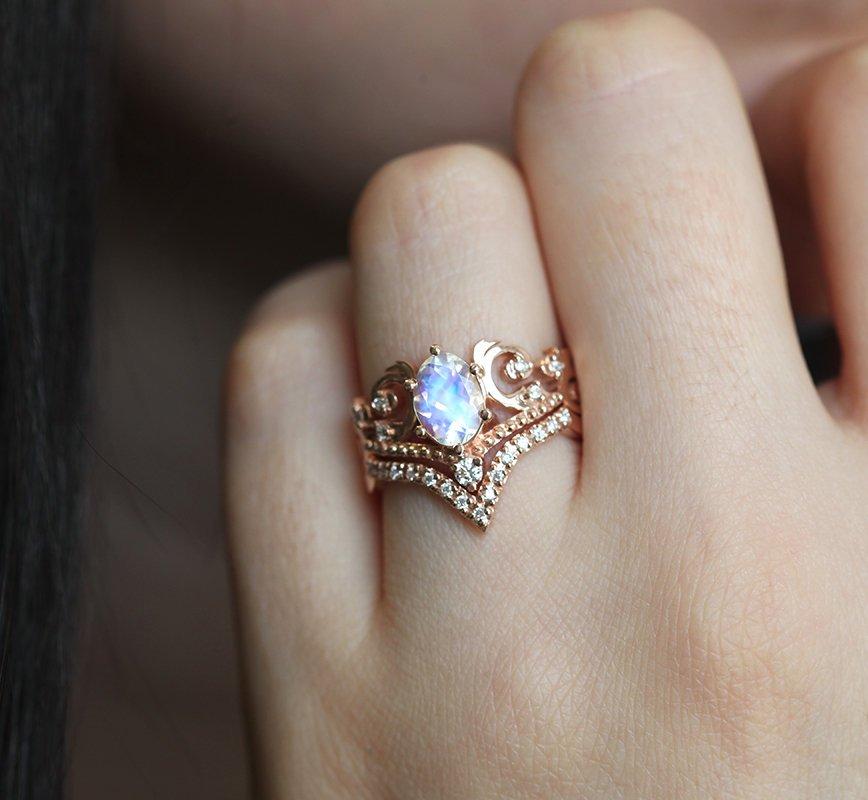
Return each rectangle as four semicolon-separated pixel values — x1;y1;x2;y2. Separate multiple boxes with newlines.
355;339;579;531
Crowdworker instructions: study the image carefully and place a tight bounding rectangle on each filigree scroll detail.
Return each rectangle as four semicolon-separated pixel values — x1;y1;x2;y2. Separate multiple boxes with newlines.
370;360;416;441
353;339;582;530
472;340;536;411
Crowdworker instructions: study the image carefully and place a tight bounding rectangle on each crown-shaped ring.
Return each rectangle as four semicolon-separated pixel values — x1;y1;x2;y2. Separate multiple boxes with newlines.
352;340;581;530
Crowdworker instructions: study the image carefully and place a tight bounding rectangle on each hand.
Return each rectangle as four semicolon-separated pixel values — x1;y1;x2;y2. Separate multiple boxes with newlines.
224;11;868;798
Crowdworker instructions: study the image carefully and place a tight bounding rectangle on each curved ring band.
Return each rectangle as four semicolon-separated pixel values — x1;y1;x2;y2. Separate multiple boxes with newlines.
353;340;581;530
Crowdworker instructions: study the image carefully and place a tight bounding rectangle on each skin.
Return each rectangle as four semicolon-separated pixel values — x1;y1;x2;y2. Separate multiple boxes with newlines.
72;2;868;797
119;0;868;206
225;10;867;798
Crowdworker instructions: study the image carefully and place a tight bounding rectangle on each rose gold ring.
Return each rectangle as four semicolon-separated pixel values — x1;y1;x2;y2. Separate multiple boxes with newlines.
352;340;581;530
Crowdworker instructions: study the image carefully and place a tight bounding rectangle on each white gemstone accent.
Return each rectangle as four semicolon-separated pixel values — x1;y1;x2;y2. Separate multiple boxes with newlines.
440;480;455;498
374;421;392;441
454;493;470;511
423;469;438;487
371;394;391;415
501;442;518;465
472;505;490;526
491;465;507;485
546;416;560;434
541;354;565;379
481;484;497;503
405;464;419;481
505;354;533;381
515;434;531;452
389;463;403;480
531;425;546;442
454;456;483;488
526;383;544;401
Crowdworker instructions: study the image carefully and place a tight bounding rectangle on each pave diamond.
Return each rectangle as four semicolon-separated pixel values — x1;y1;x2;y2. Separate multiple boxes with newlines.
440;480;455;498
515;434;531;452
454;493;470;511
501;442;518;465
422;468;438;487
454;456;483;488
480;484;498;503
491;465;507;485
526;383;544;402
472;505;490;525
389;463;403;481
531;425;546;442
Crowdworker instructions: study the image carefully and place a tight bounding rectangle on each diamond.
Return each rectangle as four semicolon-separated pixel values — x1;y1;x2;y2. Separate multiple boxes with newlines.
491;465;507;485
412;352;486;447
481;484;498;503
405;464;419;481
389;463;403;481
374;421;392;441
371;393;392;415
541;352;565;379
558;408;571;426
504;353;533;381
501;442;518;465
423;469;438;487
454;456;483;488
472;505;490;526
546;416;559;434
526;383;544;402
531;425;546;442
439;480;455;498
454;493;470;511
515;434;531;452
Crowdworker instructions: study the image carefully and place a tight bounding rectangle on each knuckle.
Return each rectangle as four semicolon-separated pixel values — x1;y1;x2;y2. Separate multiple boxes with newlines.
351;144;521;255
663;526;836;758
805;44;868;149
520;9;723;110
475;625;589;790
224;261;349;429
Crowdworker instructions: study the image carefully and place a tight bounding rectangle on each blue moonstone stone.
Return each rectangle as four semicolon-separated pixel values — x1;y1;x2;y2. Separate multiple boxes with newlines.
413;352;485;447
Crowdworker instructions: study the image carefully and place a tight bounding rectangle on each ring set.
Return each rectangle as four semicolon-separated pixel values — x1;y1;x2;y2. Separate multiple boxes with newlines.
353;340;581;530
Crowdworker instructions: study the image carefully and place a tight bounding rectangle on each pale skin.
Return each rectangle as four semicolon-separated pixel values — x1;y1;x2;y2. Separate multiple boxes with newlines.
224;10;867;799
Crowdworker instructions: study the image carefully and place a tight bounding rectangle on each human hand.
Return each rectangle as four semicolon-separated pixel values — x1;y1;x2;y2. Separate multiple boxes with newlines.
225;11;868;798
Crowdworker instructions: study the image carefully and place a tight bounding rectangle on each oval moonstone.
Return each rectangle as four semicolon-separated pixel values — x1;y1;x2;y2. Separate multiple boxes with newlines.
412;352;485;447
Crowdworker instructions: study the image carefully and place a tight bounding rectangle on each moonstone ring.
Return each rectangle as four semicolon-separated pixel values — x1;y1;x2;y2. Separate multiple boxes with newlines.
353;341;581;530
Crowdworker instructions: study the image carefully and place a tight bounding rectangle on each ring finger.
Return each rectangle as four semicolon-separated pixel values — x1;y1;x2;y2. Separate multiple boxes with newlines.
351;144;576;610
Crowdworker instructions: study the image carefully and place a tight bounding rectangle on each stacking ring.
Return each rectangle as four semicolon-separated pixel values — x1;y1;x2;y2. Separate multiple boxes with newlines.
353;340;581;530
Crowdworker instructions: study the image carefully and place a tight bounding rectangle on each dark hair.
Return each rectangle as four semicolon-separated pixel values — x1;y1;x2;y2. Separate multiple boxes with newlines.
0;1;98;797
